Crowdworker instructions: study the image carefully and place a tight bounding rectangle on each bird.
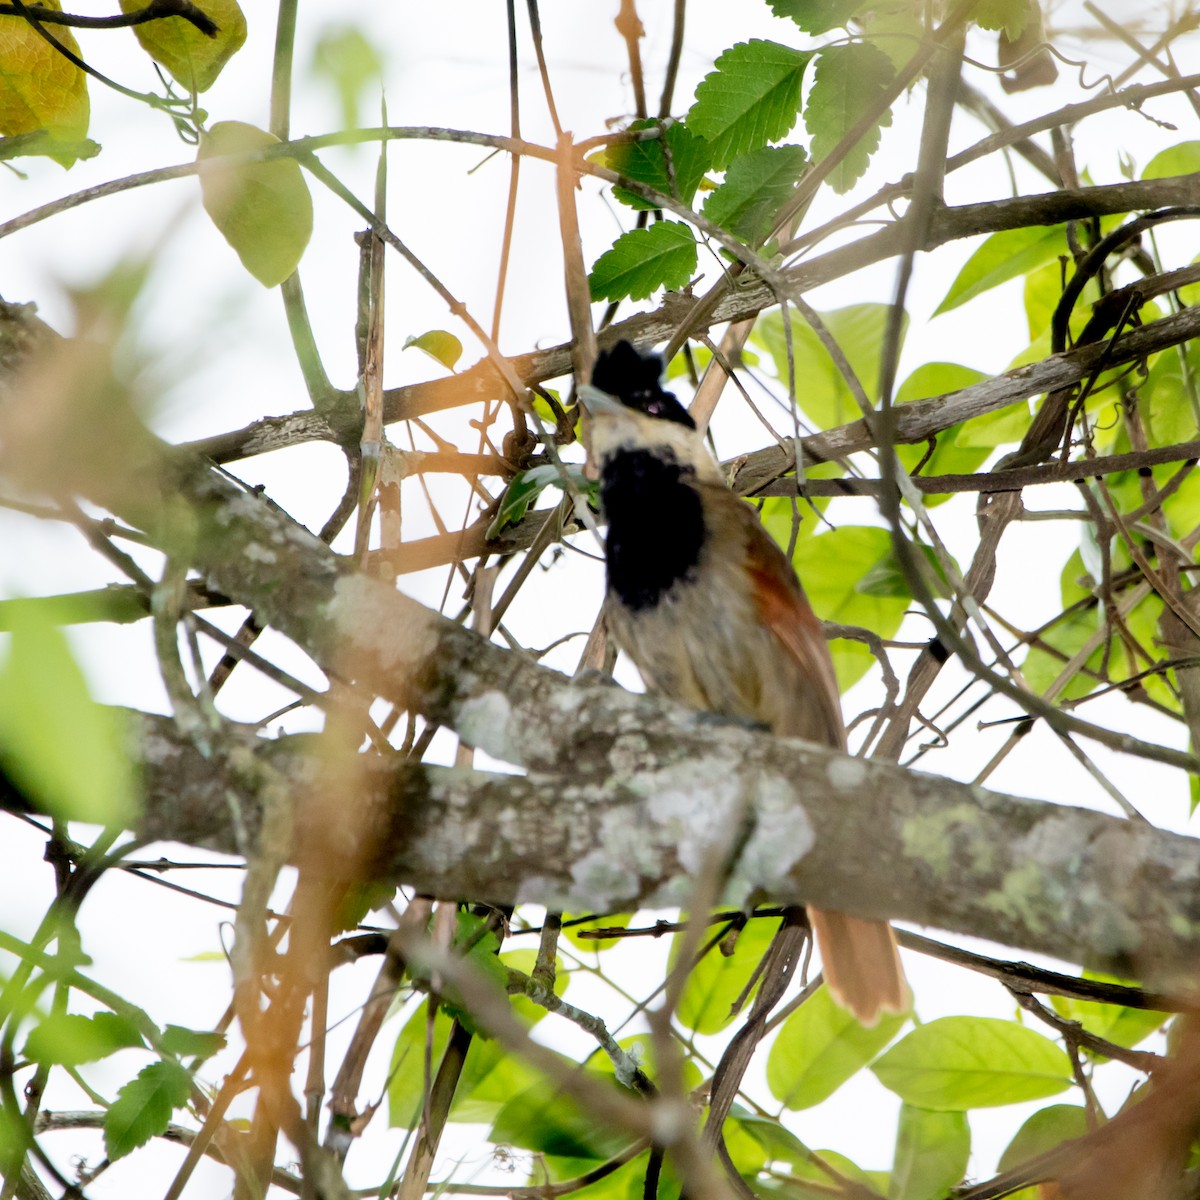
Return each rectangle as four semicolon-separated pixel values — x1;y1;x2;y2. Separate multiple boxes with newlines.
578;339;907;1027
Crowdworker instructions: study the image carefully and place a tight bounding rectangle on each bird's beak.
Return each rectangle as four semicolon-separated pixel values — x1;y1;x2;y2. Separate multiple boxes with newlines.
576;383;625;418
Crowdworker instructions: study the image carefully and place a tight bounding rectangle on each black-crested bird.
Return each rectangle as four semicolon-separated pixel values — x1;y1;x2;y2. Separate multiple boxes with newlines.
579;339;907;1026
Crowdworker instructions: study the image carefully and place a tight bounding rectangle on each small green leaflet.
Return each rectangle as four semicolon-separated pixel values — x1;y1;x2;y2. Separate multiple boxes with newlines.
891;1104;970;1200
935;224;1069;315
766;983;907;1109
686;40;813;169
605;120;712;211
804;42;895;193
104;1060;192;1161
871;1016;1073;1110
23;1012;144;1066
588;220;697;302
702;144;807;245
973;0;1032;39
766;0;868;34
403;329;463;371
198;121;314;288
159;1025;227;1059
487;464;593;539
121;0;246;93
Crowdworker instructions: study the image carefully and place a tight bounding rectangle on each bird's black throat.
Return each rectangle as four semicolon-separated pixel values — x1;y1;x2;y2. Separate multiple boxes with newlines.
600;448;705;612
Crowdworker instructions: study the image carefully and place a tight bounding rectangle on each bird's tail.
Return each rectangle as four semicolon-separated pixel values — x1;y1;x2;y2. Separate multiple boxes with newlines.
807;908;908;1025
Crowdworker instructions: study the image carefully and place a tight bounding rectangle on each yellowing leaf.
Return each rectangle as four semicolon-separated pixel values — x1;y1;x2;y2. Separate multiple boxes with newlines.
121;0;246;93
199;121;313;287
0;0;89;166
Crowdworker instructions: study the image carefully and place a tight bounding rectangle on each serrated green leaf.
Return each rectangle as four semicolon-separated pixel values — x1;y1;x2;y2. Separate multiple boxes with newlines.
672;916;777;1035
487;464;592;539
199;121;313;287
872;1017;1072;1110
159;1025;226;1059
974;0;1032;39
588;220;697;302
121;0;246;93
0;0;89;167
0;609;138;825
935;225;1068;315
1142;140;1200;181
23;1011;144;1066
766;0;868;33
686;40;813;169
890;1104;969;1200
104;1060;192;1161
998;1103;1089;1199
804;42;894;193
605;120;712;210
403;330;462;371
311;25;383;131
767;984;907;1109
702;145;807;244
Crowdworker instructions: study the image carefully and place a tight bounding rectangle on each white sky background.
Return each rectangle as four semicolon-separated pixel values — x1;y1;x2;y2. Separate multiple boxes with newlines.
2;0;1200;1194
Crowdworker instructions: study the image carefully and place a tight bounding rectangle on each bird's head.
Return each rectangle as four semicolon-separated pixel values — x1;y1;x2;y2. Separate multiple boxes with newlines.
578;341;716;481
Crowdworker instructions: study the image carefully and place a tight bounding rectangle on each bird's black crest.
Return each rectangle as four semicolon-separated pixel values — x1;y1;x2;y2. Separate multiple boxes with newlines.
592;341;696;429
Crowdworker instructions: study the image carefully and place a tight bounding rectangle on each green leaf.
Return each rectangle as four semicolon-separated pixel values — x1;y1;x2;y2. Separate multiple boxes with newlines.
702;145;807;244
311;25;383;130
871;1017;1073;1110
159;1025;226;1059
605;120;712;210
199;121;314;287
588;220;697;302
685;40;813;169
804;42;895;193
0;0;90;166
974;0;1032;39
23;1012;144;1066
490;1077;637;1160
894;363;992;499
754;304;904;428
487;464;592;539
387;1002;452;1129
788;524;912;689
767;984;907;1109
1142;140;1200;181
998;1103;1090;1198
672;916;777;1035
765;0;868;33
935;225;1068;315
104;1060;192;1161
890;1104;969;1200
0;608;138;825
403;329;463;371
786;1147;889;1198
121;0;246;93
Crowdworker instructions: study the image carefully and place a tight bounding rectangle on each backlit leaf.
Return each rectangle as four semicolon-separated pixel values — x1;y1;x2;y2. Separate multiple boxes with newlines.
0;0;89;166
872;1017;1072;1109
935;225;1068;315
104;1060;192;1161
1142;140;1200;181
403;329;462;371
767;984;907;1109
121;0;246;93
891;1104;969;1200
199;121;313;287
702;144;807;244
686;40;813;169
605;120;712;210
24;1012;144;1066
804;42;895;192
672;916;776;1035
766;0;868;33
588;220;697;302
